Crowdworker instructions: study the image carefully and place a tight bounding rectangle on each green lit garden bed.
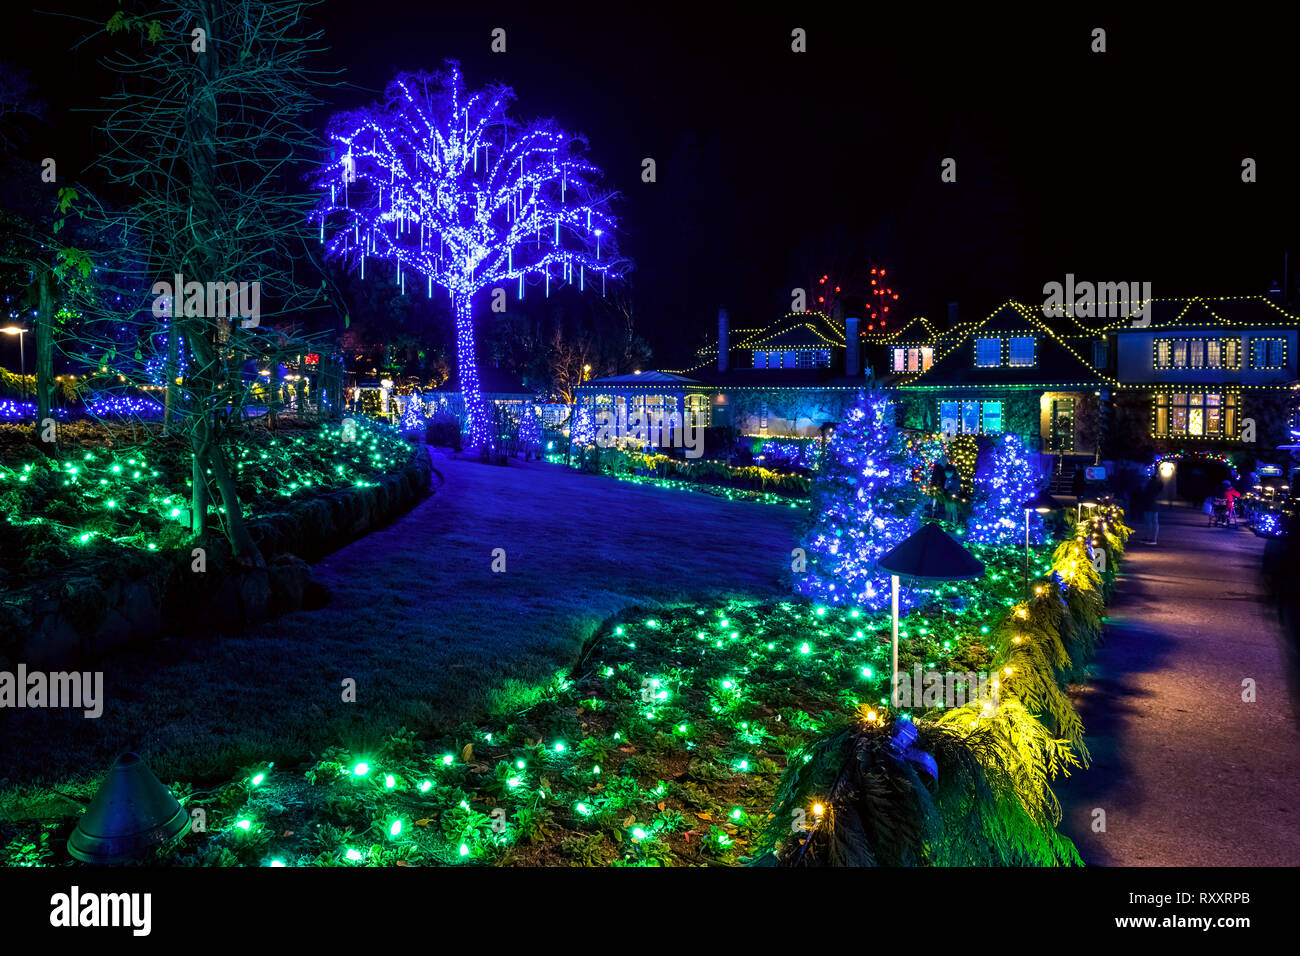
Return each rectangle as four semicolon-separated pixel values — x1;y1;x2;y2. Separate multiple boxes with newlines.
2;537;1086;867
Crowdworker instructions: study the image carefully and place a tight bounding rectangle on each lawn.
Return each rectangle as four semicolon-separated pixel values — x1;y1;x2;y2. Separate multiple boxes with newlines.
0;453;804;811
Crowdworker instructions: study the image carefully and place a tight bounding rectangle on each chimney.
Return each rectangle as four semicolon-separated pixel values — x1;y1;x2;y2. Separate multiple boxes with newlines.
947;301;959;328
718;308;729;372
845;316;860;376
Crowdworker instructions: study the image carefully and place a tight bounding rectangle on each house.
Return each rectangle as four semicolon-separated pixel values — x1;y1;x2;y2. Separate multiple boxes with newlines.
574;308;943;438
892;300;1116;470
573;295;1299;475
1098;296;1297;458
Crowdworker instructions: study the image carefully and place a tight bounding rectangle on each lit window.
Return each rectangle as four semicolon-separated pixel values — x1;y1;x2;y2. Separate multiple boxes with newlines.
939;401;958;435
753;351;767;368
1008;337;1034;367
685;393;711;427
1251;338;1286;369
976;338;1001;367
981;402;1002;433
920;347;933;371
939;399;1001;435
892;348;906;372
1154;391;1237;438
1206;339;1221;367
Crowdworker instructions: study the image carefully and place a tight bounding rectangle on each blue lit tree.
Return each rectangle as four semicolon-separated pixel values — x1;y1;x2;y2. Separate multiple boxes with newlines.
309;63;627;449
795;391;923;610
519;402;541;458
570;402;595;445
968;433;1044;545
400;390;425;433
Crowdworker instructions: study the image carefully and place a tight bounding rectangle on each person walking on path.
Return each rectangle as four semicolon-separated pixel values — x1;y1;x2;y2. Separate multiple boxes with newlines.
1139;472;1163;544
1221;480;1242;528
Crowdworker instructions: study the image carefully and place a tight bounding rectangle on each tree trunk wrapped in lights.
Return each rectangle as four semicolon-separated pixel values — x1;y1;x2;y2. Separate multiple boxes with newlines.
309;62;628;451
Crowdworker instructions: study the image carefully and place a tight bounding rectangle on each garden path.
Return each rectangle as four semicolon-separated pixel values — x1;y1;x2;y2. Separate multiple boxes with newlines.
1055;505;1300;865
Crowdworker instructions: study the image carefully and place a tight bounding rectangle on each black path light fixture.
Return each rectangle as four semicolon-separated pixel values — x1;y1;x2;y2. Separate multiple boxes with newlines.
878;522;986;708
1022;488;1062;594
67;753;191;864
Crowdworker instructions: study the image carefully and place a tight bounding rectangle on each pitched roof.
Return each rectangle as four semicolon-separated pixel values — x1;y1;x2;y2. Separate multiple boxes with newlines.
1093;295;1300;332
898;301;1113;390
585;370;703;386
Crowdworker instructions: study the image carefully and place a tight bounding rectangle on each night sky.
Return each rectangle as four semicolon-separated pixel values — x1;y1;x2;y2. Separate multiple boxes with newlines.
4;4;1297;365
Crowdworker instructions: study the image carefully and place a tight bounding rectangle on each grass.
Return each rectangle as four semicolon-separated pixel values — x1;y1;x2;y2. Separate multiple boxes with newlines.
0;454;803;811
1;559;1053;867
0;515;1069;867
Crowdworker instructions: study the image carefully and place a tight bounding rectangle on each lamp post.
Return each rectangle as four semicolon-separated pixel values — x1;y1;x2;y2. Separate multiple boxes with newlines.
1;326;27;401
1022;488;1062;594
878;523;986;709
1077;498;1097;524
1159;459;1176;506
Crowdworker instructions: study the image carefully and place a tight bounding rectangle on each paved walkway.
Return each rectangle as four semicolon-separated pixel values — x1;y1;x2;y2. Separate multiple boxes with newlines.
1056;504;1300;865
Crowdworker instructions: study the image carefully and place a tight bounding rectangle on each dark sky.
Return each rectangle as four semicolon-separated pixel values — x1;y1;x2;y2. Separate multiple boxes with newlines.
4;4;1298;365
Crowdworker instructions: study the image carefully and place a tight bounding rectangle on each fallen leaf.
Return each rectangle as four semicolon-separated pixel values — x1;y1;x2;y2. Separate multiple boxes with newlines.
415;818;433;827
623;814;635;827
461;743;473;762
656;802;666;811
395;861;409;867
696;812;712;821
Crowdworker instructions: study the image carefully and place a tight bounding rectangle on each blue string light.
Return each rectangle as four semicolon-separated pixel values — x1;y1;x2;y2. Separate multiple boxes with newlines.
308;63;626;449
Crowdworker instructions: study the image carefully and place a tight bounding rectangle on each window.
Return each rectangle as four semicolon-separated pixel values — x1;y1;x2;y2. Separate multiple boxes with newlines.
685;393;711;427
795;349;830;369
782;350;799;368
753;350;767;369
981;401;1003;433
892;347;934;373
938;399;1003;435
976;338;1001;367
1153;391;1238;438
1155;337;1242;370
1250;338;1286;370
1008;337;1036;367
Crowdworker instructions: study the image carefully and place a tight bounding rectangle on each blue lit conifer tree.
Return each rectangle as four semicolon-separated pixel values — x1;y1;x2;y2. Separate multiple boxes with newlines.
968;433;1044;545
795;391;922;610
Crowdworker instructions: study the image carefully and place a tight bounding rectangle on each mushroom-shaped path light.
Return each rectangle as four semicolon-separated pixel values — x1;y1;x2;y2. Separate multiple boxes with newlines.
877;523;986;708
